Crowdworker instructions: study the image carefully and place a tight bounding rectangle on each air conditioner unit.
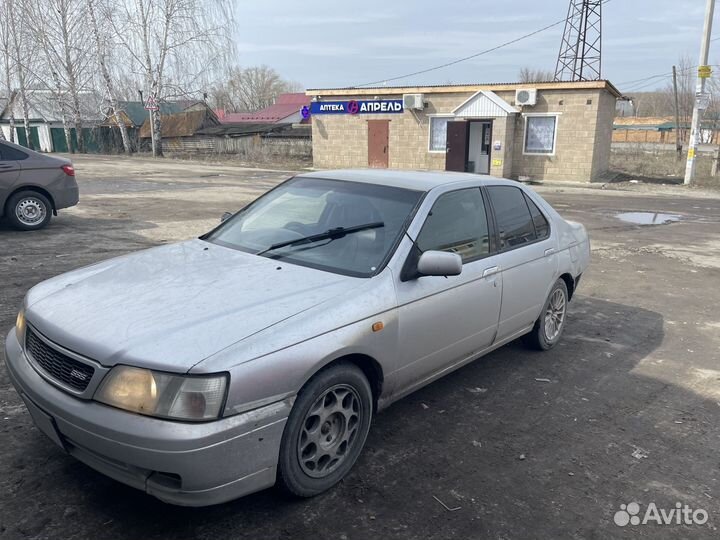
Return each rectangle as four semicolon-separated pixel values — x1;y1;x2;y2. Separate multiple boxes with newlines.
515;89;537;107
403;93;425;110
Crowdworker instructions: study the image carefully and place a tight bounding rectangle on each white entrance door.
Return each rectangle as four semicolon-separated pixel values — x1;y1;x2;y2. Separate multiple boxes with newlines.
467;121;491;174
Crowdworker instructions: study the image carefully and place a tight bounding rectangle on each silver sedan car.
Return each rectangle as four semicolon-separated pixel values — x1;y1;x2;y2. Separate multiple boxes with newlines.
5;170;589;506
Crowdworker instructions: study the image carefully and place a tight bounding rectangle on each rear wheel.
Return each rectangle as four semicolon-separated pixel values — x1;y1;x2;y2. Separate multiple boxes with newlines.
6;190;52;230
277;363;372;497
523;279;569;351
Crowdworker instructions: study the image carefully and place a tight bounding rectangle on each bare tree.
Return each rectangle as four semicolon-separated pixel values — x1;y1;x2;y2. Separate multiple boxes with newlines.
23;0;94;152
664;55;695;143
0;1;15;141
87;0;131;154
111;0;235;157
209;65;301;113
8;0;34;150
518;67;555;83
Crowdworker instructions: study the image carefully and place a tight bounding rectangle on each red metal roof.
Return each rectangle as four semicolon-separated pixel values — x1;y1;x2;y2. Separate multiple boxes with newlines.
220;93;311;124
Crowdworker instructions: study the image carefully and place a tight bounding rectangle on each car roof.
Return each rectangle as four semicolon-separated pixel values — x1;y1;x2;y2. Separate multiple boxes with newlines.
297;169;520;192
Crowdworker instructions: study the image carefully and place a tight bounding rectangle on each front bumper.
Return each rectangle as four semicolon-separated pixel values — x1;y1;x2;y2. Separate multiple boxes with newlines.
4;329;291;506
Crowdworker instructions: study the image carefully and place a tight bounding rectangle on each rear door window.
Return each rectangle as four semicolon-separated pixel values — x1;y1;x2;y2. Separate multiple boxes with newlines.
487;186;537;250
524;194;550;239
0;142;28;161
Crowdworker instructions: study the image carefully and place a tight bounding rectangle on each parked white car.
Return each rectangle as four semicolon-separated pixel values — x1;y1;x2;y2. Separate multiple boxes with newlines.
5;170;590;506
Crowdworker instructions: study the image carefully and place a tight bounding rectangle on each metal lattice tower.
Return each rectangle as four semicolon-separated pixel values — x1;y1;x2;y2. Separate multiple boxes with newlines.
554;0;603;81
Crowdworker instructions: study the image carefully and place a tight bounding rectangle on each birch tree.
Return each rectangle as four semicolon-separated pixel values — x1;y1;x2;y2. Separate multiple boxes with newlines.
111;0;235;157
24;0;94;153
8;0;34;150
87;0;131;154
0;0;15;142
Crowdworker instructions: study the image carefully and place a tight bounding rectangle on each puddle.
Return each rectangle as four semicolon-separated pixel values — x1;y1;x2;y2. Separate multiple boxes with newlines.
616;212;682;225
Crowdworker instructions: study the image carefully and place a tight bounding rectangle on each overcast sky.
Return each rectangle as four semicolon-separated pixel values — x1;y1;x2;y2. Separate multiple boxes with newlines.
234;0;717;92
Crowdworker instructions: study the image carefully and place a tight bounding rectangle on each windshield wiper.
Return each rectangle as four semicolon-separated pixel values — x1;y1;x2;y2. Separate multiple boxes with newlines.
256;222;384;256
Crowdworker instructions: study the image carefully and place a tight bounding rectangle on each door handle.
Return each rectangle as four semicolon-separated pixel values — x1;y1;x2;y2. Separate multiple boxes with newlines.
483;266;499;278
544;248;556;256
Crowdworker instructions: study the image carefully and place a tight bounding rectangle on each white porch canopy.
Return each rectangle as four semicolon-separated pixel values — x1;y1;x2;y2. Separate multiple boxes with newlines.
452;90;519;118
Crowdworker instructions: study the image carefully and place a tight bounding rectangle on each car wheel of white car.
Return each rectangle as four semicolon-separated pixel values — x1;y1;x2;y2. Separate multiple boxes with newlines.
524;279;569;351
277;363;373;497
7;190;52;231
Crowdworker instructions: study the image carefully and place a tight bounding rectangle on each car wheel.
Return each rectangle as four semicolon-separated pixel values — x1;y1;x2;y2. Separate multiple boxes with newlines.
6;191;52;230
277;363;373;497
524;279;569;351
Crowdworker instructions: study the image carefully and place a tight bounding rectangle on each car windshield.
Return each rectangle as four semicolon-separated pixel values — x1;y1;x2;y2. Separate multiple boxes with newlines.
204;176;423;277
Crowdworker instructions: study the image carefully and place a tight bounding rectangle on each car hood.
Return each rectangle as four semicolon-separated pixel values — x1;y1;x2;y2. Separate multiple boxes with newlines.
26;240;360;372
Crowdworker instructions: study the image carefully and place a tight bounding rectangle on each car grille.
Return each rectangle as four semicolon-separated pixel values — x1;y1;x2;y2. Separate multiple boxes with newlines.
26;328;94;392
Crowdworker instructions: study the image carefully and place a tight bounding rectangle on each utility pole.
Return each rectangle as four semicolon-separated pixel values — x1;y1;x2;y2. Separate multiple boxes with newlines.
672;66;682;158
685;0;715;184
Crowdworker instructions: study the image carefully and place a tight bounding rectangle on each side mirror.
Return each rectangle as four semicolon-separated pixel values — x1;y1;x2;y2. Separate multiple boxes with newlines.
417;251;462;277
220;212;233;223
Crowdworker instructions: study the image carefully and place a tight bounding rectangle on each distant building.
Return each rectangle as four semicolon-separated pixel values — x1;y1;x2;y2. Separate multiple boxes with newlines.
306;81;621;182
0;89;103;152
138;102;220;153
101;101;183;130
220;93;311;124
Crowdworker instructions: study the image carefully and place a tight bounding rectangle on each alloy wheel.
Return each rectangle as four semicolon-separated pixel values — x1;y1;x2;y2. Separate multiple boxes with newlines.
297;384;362;478
544;288;567;341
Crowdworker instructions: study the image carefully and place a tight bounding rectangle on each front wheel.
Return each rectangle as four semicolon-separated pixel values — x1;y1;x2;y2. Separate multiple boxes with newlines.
277;363;373;497
523;279;569;351
6;190;52;230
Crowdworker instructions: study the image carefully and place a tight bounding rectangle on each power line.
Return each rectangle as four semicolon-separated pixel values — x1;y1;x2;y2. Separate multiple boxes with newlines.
352;0;613;88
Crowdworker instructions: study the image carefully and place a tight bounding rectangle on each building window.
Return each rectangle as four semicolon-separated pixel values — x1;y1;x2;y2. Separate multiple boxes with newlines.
429;116;451;152
524;115;558;155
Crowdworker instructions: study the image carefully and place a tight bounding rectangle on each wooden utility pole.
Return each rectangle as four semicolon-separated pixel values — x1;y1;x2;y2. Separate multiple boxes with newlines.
672;66;682;159
685;0;716;184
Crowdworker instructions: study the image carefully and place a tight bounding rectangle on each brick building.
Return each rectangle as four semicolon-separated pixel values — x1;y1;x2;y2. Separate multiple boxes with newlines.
306;80;621;182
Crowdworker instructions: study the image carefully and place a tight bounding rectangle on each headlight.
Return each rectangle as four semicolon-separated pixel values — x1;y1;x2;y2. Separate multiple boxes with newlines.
95;366;228;421
16;307;26;346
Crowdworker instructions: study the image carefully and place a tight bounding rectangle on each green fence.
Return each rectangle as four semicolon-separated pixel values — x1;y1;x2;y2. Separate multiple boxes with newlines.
15;126;40;150
49;127;101;153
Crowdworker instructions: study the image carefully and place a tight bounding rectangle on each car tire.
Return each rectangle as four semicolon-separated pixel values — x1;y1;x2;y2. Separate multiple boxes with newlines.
6;190;52;230
277;362;373;497
523;279;569;351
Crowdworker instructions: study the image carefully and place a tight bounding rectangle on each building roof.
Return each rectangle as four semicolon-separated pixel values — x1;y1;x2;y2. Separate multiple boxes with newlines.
139;107;219;138
107;101;183;127
1;89;104;123
298;169;519;192
307;80;622;99
220;93;310;124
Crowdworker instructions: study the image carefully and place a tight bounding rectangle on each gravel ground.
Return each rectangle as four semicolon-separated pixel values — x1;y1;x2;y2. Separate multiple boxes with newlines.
1;155;719;539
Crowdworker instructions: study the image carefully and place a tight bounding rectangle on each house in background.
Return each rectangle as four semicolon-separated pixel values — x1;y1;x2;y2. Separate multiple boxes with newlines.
100;101;182;152
139;102;220;153
0;88;103;152
101;101;182;130
220;93;311;124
